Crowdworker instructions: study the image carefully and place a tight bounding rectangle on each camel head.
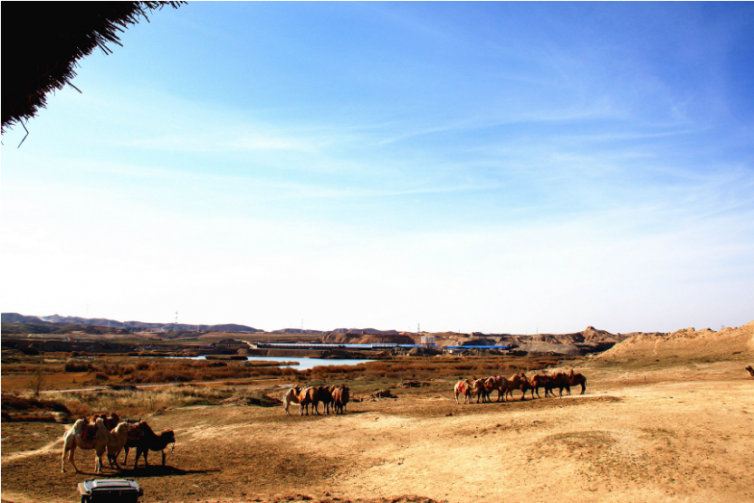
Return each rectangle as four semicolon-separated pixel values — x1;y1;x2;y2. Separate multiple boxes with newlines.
72;418;87;433
162;429;176;451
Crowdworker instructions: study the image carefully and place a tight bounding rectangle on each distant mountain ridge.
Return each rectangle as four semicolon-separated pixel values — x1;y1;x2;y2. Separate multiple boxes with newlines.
2;313;263;333
2;313;633;344
330;328;401;335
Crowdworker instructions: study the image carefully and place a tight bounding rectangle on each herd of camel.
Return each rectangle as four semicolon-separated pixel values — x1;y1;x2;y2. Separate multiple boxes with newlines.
454;370;587;404
282;384;350;416
56;365;752;475
281;370;586;417
61;412;175;474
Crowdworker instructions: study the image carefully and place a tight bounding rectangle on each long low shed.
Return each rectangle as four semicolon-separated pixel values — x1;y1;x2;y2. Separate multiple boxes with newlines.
256;342;432;349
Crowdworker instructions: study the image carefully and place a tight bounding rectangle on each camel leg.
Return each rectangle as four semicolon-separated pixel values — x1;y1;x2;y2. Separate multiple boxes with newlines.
71;447;79;473
68;443;79;473
162;450;166;466
109;452;122;471
133;447;145;470
123;446;130;466
61;436;72;473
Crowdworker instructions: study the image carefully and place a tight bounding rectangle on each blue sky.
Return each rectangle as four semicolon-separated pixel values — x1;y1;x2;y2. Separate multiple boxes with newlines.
2;2;753;333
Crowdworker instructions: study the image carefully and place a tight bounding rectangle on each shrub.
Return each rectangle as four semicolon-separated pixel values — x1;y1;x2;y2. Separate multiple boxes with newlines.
65;361;93;372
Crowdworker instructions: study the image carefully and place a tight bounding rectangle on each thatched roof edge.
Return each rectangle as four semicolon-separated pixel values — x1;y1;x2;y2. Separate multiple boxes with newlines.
2;1;185;134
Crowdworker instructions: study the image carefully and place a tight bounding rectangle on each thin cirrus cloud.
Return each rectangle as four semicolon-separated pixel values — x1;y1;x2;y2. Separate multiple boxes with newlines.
2;2;753;332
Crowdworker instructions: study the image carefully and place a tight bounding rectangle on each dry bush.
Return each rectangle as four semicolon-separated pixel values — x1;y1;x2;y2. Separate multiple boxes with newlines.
28;368;49;397
64;361;94;372
1;393;70;414
45;386;238;417
63;399;92;418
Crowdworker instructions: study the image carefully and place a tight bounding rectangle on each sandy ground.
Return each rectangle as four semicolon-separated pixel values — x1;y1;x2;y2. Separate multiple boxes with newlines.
2;356;753;503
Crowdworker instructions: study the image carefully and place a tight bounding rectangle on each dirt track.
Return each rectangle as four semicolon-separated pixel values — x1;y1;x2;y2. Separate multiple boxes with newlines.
2;358;754;503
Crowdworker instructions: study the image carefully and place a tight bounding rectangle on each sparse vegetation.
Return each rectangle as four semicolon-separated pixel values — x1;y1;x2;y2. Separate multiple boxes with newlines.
28;368;48;397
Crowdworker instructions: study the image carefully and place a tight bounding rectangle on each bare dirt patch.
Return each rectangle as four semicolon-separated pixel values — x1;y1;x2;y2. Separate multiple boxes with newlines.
2;344;754;503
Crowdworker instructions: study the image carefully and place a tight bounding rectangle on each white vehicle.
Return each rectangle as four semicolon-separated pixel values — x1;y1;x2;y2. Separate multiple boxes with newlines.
77;479;143;503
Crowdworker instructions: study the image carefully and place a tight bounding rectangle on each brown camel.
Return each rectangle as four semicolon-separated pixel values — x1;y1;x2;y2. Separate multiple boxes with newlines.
566;370;587;395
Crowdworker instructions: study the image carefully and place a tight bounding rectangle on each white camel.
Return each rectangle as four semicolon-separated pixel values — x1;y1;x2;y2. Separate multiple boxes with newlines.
107;421;140;470
61;417;110;473
282;386;302;416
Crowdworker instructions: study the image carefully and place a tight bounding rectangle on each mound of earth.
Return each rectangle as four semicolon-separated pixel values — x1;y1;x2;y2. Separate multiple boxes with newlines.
514;343;583;355
435;326;625;353
322;332;417;345
597;321;754;362
1;393;71;422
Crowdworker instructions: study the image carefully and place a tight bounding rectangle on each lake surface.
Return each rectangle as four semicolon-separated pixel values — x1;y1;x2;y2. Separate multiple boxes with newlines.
170;355;374;371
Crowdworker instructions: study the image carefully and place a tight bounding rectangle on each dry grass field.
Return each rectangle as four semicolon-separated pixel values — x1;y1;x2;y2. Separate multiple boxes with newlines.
2;324;753;503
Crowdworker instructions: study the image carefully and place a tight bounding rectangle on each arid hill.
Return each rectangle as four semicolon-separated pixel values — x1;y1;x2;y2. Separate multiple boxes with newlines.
330;328;402;335
433;326;628;348
597;321;754;362
322;332;417;345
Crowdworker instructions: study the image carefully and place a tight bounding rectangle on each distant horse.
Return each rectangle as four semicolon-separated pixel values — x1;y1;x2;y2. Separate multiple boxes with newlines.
61;417;109;473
